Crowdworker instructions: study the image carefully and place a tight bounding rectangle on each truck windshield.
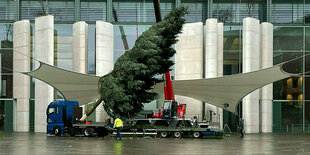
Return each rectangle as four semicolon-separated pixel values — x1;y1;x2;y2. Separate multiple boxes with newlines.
47;107;58;115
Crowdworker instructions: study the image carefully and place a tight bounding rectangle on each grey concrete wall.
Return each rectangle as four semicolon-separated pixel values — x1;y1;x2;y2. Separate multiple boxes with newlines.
261;22;273;132
242;17;261;133
175;22;203;120
13;20;30;132
95;21;114;122
34;15;54;132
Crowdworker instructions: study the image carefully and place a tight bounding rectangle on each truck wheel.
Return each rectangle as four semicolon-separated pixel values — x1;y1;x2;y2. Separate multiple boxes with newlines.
54;127;61;136
97;128;109;137
192;131;201;138
160;132;169;138
69;128;75;137
173;131;182;138
83;127;93;137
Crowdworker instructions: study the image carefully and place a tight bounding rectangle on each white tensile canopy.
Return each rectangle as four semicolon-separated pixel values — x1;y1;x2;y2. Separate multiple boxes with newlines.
24;62;100;105
154;65;290;114
24;62;292;114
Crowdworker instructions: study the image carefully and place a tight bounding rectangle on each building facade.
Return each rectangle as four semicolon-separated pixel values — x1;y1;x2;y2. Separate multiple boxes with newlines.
0;0;310;133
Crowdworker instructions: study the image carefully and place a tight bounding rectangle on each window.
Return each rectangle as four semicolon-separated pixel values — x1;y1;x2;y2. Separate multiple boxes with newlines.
271;0;304;24
81;0;107;21
182;0;207;23
47;107;58;115
163;101;171;110
112;0;174;23
213;0;267;23
0;0;19;21
21;0;75;21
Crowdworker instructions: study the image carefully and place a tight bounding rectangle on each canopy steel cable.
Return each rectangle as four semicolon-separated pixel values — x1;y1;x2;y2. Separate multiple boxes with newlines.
0;49;41;74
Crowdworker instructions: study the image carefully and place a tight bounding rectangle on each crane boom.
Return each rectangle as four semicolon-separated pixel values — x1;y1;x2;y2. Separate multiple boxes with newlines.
164;71;175;101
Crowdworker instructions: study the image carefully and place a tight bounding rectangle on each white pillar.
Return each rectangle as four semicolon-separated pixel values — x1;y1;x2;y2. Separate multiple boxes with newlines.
175;22;203;121
13;20;30;132
261;22;273;132
217;23;223;77
35;15;54;132
217;22;223;129
73;21;88;74
95;21;114;122
205;19;220;124
205;19;218;78
242;17;261;133
72;21;88;116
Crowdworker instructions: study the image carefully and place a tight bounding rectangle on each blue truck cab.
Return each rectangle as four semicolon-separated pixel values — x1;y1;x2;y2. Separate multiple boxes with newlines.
46;100;79;136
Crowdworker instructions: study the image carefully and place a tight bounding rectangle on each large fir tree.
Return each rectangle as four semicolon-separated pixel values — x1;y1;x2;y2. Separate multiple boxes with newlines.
83;6;188;120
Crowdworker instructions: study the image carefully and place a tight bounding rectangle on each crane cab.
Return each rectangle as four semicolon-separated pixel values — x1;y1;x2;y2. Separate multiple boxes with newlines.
162;100;178;118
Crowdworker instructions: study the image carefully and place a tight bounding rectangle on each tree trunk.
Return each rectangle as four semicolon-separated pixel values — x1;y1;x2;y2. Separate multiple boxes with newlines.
80;96;103;121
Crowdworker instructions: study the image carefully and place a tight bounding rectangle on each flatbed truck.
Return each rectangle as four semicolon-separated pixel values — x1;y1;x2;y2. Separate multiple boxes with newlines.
46;100;223;138
46;100;112;137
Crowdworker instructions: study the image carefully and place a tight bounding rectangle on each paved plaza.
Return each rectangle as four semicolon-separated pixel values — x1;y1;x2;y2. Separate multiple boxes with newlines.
1;132;310;154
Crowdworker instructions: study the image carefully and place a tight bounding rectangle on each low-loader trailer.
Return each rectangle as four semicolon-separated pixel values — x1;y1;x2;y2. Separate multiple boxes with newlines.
46;100;223;138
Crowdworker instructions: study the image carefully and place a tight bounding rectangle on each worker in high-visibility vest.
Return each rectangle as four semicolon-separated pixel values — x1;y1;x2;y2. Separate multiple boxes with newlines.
113;117;123;140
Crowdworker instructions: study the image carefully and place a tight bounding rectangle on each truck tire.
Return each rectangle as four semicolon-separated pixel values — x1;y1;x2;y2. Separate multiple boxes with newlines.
69;128;75;137
192;131;201;138
173;131;182;138
97;128;109;137
83;127;93;137
160;131;169;138
54;126;61;136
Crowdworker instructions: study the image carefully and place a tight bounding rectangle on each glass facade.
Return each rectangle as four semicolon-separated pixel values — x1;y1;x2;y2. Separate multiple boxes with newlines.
1;0;310;132
21;0;75;21
81;0;107;22
0;24;13;99
212;0;267;23
0;23;13;131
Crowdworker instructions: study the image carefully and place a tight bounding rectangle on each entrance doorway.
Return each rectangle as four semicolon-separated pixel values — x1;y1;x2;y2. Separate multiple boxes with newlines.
0;99;14;131
0;102;4;130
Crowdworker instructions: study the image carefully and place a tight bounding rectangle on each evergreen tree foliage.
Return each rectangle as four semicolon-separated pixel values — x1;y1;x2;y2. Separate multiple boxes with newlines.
98;6;188;119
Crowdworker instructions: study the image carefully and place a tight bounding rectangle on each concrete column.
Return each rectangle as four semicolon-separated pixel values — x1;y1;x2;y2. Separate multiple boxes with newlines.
73;21;88;74
261;22;273;132
217;22;223;129
95;21;114;122
13;20;30;132
205;19;218;78
35;15;54;132
217;23;223;77
72;21;88;116
175;22;203;121
242;17;261;133
205;19;220;125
